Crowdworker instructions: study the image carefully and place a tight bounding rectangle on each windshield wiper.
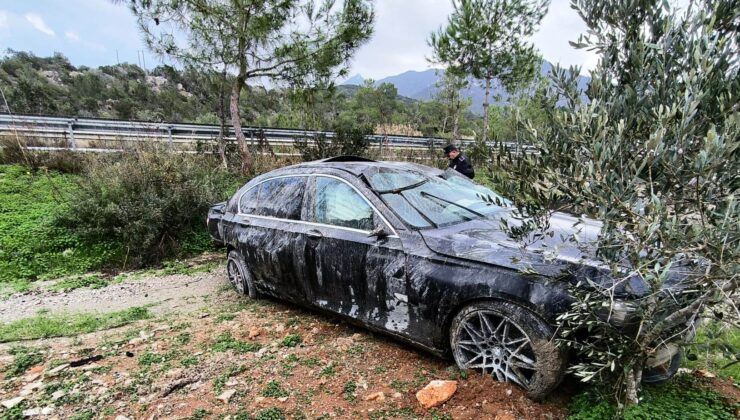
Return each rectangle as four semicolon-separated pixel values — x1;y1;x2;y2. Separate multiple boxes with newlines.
374;179;428;194
420;191;486;218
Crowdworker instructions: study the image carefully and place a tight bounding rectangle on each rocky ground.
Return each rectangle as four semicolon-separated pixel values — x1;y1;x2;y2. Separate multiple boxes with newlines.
0;257;571;419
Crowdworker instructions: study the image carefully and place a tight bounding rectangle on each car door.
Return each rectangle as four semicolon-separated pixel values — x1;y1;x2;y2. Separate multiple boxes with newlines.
302;175;411;335
236;175;310;304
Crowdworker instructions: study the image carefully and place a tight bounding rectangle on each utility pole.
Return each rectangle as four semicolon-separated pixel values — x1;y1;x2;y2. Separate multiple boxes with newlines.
116;49;120;65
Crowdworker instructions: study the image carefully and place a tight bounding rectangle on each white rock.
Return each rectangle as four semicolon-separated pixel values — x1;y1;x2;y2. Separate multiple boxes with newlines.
23;373;41;383
1;396;24;409
22;407;41;416
41;407;55;415
46;364;70;376
115;415;131;420
216;389;236;403
51;390;66;401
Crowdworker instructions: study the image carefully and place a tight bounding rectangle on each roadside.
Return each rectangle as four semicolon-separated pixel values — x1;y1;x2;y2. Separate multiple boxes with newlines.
0;256;737;419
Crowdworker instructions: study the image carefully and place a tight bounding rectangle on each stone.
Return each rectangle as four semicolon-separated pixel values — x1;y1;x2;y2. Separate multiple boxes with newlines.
392;392;403;399
22;407;41;416
364;391;385;402
415;380;458;409
46;364;70;376
41;407;55;415
248;327;262;339
115;416;131;420
23;372;41;383
51;390;66;401
216;389;236;403
495;411;516;420
1;396;24;409
277;396;288;402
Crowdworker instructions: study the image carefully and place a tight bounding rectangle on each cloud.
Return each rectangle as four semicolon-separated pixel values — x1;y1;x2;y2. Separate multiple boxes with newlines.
65;31;80;41
24;13;55;36
0;11;8;29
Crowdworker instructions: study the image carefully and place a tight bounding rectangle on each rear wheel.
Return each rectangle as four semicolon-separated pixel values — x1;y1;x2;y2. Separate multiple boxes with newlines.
226;250;258;299
450;301;566;400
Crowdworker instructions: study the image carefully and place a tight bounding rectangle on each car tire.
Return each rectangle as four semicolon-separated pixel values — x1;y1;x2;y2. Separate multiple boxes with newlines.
450;300;566;400
226;250;258;299
642;350;682;385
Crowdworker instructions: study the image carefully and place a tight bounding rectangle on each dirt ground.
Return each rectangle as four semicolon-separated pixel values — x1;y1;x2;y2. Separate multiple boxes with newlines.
0;257;571;419
3;256;737;419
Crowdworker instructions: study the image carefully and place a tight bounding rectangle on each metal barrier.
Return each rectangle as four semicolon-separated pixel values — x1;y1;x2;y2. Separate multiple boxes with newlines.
0;113;535;155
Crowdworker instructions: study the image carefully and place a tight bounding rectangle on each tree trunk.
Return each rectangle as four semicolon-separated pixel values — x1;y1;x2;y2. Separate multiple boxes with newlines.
482;77;491;143
230;78;252;175
452;94;461;145
624;363;643;408
217;70;228;169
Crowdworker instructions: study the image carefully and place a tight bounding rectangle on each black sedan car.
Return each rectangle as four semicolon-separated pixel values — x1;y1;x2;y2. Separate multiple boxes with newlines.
207;156;683;399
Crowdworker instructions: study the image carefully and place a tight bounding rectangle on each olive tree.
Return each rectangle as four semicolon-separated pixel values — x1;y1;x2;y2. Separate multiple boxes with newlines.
129;0;374;174
429;0;548;143
492;0;738;408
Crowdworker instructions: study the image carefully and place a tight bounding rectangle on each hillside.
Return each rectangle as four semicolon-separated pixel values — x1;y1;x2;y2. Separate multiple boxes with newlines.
342;61;591;114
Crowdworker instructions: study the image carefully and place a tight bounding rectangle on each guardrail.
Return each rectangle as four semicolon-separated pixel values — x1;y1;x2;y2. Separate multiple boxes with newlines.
0;113;535;155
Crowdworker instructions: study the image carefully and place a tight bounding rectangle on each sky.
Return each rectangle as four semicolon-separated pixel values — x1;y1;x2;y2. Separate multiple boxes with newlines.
0;0;599;80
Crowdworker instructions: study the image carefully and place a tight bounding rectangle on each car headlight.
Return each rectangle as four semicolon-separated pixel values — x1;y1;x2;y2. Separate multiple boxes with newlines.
598;300;638;327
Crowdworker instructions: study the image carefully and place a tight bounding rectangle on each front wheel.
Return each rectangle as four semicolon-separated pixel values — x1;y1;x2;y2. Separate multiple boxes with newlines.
450;301;566;400
226;250;258;299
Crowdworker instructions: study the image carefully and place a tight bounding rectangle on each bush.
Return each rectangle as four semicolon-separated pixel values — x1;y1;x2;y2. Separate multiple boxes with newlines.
57;148;243;268
294;123;372;160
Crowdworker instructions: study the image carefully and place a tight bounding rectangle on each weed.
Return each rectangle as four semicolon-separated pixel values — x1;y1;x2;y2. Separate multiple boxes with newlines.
211;332;261;353
299;357;321;368
285;316;301;327
343;380;357;402
262;380;289;398
347;344;364;355
4;346;44;377
181;355;199;367
319;362;337;377
213;365;246;393
369;407;416;419
390;379;410;393
568;374;738;419
215;313;236;323
0;307;151;342
69;411;94;420
175;332;191;345
254;407;285;420
374;366;387;374
280;333;302;348
188;408;211;420
138;352;167;366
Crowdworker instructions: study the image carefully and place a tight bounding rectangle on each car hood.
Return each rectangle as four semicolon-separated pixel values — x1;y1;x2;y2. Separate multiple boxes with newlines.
419;210;604;275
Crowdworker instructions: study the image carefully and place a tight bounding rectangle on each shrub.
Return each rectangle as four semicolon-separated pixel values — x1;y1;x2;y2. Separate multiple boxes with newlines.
57;148;243;268
294;123;372;161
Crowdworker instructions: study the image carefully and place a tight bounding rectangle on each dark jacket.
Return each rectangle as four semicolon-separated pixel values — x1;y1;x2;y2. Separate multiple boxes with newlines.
448;154;475;179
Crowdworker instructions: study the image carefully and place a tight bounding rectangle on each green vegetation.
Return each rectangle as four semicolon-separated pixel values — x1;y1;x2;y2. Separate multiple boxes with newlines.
4;346;44;377
0;307;151;342
50;274;108;292
254;407;286;420
262;380;289;398
280;333;302;348
211;332;262;353
343;380;357;402
0;165;114;284
568;375;739;419
686;322;740;380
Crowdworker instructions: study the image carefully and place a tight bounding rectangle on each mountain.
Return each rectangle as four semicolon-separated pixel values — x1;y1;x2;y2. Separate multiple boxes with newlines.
341;62;591;114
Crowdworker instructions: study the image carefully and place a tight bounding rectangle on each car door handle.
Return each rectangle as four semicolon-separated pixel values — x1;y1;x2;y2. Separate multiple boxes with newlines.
306;229;323;239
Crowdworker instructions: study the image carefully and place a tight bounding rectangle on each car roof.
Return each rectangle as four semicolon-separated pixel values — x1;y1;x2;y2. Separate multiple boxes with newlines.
274;156;444;178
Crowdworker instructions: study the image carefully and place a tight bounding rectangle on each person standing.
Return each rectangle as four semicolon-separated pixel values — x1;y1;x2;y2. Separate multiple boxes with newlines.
443;144;475;179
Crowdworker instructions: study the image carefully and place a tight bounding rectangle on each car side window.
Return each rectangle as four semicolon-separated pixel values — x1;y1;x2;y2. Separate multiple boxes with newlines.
239;185;259;214
255;177;306;220
315;177;374;231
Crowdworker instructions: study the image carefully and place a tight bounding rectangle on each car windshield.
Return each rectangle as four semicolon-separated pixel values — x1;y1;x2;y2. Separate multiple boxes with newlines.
364;167;510;229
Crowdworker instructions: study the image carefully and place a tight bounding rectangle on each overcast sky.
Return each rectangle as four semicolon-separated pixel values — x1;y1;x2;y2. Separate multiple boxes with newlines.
0;0;598;79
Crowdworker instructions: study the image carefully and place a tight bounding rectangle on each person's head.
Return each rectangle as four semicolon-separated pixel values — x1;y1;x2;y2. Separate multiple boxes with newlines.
443;144;460;160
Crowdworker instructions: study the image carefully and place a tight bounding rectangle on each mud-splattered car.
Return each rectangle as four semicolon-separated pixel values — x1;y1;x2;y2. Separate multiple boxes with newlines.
207;157;684;399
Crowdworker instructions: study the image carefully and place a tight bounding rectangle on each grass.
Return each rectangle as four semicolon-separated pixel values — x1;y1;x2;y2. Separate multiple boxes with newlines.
4;346;45;377
686;321;739;380
211;332;262;353
262;380;289;398
568;374;739;419
0;165;117;285
50;274;108;292
280;333;302;348
0;306;151;342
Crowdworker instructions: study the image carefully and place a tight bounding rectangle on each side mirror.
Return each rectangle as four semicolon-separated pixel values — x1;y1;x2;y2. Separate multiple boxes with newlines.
368;227;389;239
